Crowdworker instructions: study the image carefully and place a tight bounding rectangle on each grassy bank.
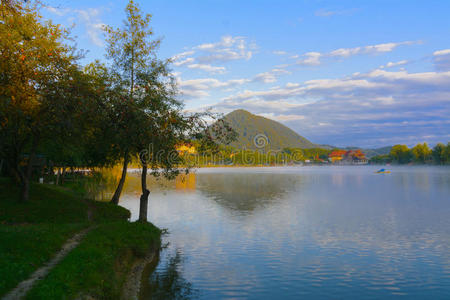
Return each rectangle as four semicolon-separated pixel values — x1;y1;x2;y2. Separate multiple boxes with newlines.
0;177;161;299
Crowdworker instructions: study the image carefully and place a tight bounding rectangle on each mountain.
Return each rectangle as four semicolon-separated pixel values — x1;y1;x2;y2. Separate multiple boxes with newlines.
222;109;315;150
360;146;392;158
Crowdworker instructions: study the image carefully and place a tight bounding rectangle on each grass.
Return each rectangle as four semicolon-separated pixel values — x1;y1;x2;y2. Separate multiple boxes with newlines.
26;222;161;299
0;223;86;296
0;176;161;299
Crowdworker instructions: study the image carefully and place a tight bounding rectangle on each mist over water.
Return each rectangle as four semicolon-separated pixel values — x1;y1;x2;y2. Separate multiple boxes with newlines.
114;166;450;299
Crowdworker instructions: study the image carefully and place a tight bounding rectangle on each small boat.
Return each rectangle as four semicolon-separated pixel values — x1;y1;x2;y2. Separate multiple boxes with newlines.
375;168;391;174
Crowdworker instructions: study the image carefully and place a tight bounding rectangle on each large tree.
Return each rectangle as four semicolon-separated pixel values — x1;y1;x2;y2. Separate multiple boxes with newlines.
103;1;235;221
0;2;78;201
103;0;161;205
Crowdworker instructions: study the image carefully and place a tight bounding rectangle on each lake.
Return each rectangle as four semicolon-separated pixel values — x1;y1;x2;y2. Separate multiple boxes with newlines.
113;166;450;299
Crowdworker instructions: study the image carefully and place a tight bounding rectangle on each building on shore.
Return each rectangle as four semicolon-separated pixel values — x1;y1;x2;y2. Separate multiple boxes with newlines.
329;149;368;165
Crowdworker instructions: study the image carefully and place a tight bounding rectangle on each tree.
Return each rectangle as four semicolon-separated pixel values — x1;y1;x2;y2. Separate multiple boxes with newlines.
411;143;432;163
103;1;235;221
445;143;450;164
389;145;412;164
103;0;162;205
0;2;77;201
40;62;116;174
432;143;447;164
370;154;391;165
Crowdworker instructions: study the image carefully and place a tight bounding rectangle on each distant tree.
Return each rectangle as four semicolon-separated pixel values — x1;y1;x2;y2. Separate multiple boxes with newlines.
390;145;412;164
411;143;432;163
432;143;448;164
445;143;450;164
438;142;450;165
370;154;392;165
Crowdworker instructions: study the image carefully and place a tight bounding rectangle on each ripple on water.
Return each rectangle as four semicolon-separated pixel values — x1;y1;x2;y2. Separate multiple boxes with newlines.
114;166;450;299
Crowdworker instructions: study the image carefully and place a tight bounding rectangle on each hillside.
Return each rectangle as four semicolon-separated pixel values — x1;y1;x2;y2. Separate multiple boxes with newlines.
222;109;315;150
361;146;392;158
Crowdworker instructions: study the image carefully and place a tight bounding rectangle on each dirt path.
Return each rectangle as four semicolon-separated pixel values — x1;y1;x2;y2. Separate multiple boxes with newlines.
2;227;92;300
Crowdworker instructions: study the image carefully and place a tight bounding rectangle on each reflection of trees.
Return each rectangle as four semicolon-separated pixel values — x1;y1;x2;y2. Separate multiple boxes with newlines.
196;173;300;213
141;250;198;300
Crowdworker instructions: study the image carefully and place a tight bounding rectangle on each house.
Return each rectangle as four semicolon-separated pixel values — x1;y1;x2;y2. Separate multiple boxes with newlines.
329;150;347;163
329;149;368;165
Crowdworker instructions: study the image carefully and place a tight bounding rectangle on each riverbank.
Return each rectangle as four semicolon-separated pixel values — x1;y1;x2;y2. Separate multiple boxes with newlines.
0;177;161;299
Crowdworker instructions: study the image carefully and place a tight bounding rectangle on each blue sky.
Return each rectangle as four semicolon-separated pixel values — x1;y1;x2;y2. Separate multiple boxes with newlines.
43;0;450;148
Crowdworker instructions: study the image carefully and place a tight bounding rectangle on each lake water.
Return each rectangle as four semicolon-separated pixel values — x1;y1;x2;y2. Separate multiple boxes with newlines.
114;166;450;299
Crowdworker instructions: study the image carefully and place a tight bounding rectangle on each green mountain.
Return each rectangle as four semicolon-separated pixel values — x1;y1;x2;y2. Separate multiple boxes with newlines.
222;109;315;150
360;146;392;158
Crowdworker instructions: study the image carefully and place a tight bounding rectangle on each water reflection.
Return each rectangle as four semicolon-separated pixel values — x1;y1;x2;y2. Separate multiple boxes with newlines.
196;173;300;213
140;249;198;300
110;166;450;299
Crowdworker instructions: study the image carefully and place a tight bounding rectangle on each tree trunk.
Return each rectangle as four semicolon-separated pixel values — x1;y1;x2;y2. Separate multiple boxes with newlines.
61;166;66;185
110;154;129;205
56;167;60;185
20;137;38;202
138;163;150;222
20;175;30;202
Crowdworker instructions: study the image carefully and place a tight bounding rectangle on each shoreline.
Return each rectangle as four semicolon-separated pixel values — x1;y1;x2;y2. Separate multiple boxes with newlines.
0;178;162;299
121;247;160;300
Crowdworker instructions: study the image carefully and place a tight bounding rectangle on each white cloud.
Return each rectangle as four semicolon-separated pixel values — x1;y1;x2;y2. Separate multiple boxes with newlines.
296;52;322;66
172;51;195;61
253;72;277;83
211;67;450;147
253;68;291;83
76;8;105;47
177;76;250;98
46;6;71;16
194;35;254;63
434;49;450;56
260;113;305;122
47;6;106;47
365;69;450;86
288;41;417;67
173;57;195;67
170;36;255;74
433;49;450;71
186;64;226;74
330;41;417;58
379;60;409;69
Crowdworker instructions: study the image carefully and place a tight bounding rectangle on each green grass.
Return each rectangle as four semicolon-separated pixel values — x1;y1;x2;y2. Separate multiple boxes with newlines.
0;177;160;299
0;178;89;224
0;177;130;224
26;222;161;299
0;223;86;296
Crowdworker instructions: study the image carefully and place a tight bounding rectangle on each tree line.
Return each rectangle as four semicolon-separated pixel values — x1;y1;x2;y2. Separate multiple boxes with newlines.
0;1;235;221
370;142;450;165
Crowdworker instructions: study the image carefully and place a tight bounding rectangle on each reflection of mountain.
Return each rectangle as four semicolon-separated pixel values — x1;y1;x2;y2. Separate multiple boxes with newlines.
196;173;300;213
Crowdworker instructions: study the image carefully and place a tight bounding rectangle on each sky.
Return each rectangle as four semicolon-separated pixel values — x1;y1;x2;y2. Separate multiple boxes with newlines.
42;0;450;148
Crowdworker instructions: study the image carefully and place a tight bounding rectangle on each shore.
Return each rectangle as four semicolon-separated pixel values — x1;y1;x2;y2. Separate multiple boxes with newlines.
0;177;161;299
